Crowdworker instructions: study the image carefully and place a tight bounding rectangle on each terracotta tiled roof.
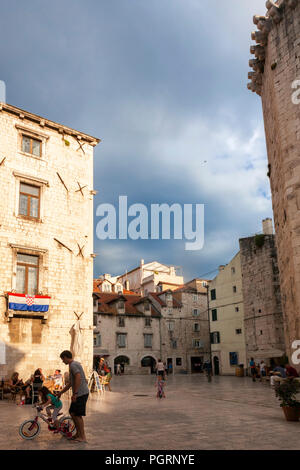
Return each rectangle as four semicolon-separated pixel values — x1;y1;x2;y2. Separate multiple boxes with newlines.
148;292;181;309
94;292;160;318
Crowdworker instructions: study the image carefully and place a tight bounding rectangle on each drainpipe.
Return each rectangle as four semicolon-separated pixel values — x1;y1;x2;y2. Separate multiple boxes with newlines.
206;285;212;366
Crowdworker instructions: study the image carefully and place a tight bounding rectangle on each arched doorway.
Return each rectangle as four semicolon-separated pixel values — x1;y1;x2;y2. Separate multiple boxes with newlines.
141;356;156;374
114;355;130;374
213;356;220;375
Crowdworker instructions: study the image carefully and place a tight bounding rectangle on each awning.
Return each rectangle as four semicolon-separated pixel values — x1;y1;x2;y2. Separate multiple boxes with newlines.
249;349;285;359
94;348;110;356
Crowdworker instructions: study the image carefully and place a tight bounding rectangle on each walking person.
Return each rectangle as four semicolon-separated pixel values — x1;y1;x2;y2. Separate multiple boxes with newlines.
203;359;212;382
249;357;257;382
58;350;89;443
156;359;165;378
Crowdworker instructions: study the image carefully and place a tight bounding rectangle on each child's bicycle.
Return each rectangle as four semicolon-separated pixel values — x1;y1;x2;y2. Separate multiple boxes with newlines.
19;404;76;440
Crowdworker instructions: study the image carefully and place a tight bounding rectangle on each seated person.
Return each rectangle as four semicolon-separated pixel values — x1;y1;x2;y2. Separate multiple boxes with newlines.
104;368;112;391
8;372;24;392
270;365;286;387
285;364;299;378
39;386;63;432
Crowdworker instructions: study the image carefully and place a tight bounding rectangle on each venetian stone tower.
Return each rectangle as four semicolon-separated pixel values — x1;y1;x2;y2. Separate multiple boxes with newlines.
248;0;300;361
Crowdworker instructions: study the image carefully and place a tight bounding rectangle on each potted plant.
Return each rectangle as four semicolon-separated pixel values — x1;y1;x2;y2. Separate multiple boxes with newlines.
275;378;300;421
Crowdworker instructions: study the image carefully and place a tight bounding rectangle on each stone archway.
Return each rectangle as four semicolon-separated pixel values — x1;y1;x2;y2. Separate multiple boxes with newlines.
141;355;157;374
114;355;130;374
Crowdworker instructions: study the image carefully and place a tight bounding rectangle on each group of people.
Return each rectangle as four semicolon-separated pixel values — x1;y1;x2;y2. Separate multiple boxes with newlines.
249;357;299;385
3;368;57;403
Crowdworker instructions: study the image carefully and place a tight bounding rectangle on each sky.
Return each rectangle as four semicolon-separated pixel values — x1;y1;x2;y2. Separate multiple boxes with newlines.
0;0;272;282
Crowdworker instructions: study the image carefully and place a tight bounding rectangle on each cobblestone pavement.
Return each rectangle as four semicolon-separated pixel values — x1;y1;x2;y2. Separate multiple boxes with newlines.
0;374;299;450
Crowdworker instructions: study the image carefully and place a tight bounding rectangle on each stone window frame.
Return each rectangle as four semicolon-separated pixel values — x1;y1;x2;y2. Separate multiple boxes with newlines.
235;328;242;335
117;316;125;327
212;308;217;321
16;124;49;161
94;332;101;347
144;333;153;348
116;333;127;348
14;171;49;223
7;243;49;321
176;357;182;366
9;243;48;295
193;322;200;332
192;338;203;348
145;316;151;327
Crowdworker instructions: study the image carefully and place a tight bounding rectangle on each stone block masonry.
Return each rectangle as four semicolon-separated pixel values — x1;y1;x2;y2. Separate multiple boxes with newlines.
248;0;300;361
0;103;100;379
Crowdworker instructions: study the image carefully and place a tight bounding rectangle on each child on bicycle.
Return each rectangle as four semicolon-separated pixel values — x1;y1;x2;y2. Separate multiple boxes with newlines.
39;386;62;432
155;375;166;399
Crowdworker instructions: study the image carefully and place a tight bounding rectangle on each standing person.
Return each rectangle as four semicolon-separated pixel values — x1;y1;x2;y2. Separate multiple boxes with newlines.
164;362;168;376
168;362;173;375
116;363;121;375
58;350;89;443
259;360;266;381
249;358;257;382
156;359;165;378
203;359;212;382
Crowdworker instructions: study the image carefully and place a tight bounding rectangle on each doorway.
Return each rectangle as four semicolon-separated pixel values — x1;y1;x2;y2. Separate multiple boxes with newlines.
213;356;220;375
191;356;203;373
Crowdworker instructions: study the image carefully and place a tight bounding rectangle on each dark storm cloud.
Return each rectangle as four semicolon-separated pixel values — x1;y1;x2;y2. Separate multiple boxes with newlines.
0;0;271;281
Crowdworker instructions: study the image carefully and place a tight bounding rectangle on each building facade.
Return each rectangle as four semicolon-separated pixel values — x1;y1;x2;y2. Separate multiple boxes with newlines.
248;0;300;361
149;281;210;374
239;221;286;365
209;254;247;375
117;259;184;295
0;102;99;379
93;292;161;374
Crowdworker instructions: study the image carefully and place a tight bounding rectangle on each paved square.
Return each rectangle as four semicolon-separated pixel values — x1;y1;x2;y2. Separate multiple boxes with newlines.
1;375;299;450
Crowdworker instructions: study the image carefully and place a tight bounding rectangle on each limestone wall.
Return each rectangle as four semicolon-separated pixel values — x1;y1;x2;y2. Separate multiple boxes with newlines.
0;104;99;379
248;0;300;359
239;235;285;362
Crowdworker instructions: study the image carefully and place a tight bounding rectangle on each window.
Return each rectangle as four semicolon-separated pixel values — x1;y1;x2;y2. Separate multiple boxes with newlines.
229;352;238;365
166;293;172;301
16;253;39;295
118;316;125;327
118;300;125;311
145;317;151;327
233;286;237;293
94;332;101;347
19;183;40;219
210;289;216;300
103;283;111;292
235;307;239;312
172;340;177;349
193;309;199;317
193;339;203;348
117;333;126;348
231;267;236;274
22;135;42;157
194;323;200;332
176;358;182;366
168;322;175;331
144;334;152;348
193;294;198;302
93;314;98;327
144;302;150;311
210;332;220;344
212;309;217;321
236;329;242;335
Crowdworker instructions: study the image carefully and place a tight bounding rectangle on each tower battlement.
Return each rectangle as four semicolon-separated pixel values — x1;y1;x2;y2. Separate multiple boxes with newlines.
247;0;299;95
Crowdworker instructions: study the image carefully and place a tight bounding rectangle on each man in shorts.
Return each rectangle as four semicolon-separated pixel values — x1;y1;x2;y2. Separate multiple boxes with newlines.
58;350;89;443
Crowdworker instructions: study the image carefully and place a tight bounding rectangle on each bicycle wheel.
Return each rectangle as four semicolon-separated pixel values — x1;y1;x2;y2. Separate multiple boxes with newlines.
59;416;76;437
19;420;41;440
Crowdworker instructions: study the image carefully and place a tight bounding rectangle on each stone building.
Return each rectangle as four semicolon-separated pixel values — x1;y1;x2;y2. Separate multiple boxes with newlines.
247;0;300;361
239;220;286;365
149;281;210;374
0;102;99;379
209;254;246;375
93;292;161;374
117;259;184;295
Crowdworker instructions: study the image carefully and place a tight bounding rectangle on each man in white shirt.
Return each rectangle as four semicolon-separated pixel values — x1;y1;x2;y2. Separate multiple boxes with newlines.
156;359;165;377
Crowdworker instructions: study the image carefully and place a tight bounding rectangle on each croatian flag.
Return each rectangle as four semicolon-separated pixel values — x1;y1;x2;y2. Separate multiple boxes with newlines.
8;293;51;312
